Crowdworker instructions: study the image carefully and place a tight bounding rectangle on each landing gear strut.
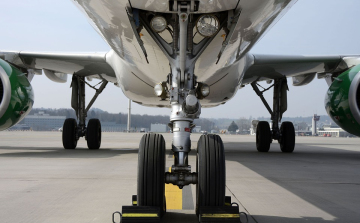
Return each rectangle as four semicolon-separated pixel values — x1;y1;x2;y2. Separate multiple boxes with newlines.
123;3;235;221
113;3;242;222
62;75;108;150
251;78;295;153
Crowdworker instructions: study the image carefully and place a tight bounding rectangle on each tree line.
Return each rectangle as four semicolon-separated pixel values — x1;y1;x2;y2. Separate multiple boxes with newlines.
29;108;216;131
29;108;332;132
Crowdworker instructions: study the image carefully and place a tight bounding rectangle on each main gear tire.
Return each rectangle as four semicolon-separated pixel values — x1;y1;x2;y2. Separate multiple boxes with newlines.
279;121;295;153
86;119;101;150
62;118;78;150
256;121;271;152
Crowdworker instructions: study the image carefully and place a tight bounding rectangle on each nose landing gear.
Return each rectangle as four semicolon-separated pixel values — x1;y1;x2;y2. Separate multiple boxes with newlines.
118;3;242;222
117;133;241;223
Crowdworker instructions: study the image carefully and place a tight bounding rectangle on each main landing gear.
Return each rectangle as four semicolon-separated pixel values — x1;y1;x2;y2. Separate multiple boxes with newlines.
62;75;108;150
251;78;296;153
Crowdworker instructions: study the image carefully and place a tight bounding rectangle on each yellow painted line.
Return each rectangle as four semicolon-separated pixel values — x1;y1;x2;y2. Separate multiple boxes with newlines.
165;167;183;210
122;213;158;217
201;214;240;218
202;214;240;218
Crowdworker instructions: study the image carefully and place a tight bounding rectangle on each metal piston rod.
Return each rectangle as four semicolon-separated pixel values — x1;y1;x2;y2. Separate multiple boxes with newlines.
165;5;199;188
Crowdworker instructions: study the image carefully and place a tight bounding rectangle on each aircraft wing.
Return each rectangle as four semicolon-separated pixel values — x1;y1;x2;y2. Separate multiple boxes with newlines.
242;54;360;86
0;51;116;83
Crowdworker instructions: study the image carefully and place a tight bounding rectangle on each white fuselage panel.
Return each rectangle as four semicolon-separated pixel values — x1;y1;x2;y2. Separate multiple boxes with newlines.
73;0;296;107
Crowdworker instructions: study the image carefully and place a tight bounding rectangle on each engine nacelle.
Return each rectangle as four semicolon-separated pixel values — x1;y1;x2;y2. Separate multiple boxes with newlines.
325;65;360;136
0;59;34;131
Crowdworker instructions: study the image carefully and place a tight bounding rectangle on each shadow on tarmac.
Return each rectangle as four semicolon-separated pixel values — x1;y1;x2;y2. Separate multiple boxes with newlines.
250;215;338;223
0;146;138;158
161;213;339;223
2;137;360;222
223;141;360;223
161;212;198;223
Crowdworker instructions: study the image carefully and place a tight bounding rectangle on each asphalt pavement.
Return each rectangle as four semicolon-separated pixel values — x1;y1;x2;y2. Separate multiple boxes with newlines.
0;132;359;223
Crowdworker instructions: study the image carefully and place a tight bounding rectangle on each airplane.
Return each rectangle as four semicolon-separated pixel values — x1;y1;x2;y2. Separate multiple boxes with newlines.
1;0;360;219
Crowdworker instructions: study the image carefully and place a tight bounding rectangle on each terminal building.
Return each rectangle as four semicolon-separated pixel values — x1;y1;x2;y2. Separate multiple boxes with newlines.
192;126;201;133
318;125;355;137
14;111;131;132
101;122;127;132
21;112;66;131
150;124;168;133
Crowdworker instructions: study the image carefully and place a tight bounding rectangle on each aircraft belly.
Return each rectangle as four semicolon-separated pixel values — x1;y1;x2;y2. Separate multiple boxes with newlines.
73;0;168;83
73;0;297;107
106;50;249;108
106;50;170;108
130;0;240;13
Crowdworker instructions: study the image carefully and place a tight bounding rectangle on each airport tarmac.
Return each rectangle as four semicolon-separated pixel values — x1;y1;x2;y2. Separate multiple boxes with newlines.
0;131;360;223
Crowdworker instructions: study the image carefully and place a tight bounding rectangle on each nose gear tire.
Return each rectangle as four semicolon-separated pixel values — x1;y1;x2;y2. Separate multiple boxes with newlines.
137;133;166;216
196;134;226;216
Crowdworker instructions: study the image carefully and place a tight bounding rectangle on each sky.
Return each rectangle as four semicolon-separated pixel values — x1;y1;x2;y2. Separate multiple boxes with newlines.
1;0;360;119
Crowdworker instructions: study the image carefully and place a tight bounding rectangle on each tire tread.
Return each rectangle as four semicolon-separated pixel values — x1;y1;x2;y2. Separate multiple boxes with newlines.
87;119;101;150
196;134;225;214
256;121;271;152
62;118;77;149
137;133;165;215
280;122;295;153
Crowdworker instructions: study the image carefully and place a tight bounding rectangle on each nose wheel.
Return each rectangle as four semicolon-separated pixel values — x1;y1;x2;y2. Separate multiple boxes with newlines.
137;133;166;216
196;134;226;215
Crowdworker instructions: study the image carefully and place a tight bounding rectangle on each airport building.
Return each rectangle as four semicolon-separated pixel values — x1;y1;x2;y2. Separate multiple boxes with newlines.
318;125;354;137
150;124;168;133
192;126;201;133
21;112;66;131
15;111;129;132
8;124;31;131
101;122;127;132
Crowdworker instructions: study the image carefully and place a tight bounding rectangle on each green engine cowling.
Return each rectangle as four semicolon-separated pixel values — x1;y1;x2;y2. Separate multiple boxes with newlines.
325;64;360;136
0;59;34;131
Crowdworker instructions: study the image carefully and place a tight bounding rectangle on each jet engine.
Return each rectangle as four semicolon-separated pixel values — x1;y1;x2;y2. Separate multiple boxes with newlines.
325;65;360;136
0;59;34;131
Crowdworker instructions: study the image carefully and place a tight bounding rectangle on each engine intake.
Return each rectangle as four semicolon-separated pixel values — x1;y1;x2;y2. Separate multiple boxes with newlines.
349;69;360;125
325;64;360;136
0;65;12;119
0;59;34;131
